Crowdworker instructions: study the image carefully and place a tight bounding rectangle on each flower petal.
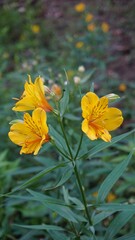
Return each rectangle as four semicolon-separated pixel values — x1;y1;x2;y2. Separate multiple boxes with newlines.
81;92;99;119
32;108;49;135
82;119;98;140
12;76;53;112
8;108;50;155
103;108;123;131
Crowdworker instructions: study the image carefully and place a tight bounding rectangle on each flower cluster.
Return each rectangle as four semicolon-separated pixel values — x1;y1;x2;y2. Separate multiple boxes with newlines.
9;75;123;155
9;76;53;155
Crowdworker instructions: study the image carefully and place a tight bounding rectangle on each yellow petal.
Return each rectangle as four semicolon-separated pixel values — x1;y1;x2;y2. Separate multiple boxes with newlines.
12;75;53;112
35;77;45;96
82;119;98;140
8;108;50;155
97;96;108;113
12;97;35;111
32;108;49;135
103;108;123;131
81;92;99;119
91;122;111;142
20;139;42;155
8;122;29;146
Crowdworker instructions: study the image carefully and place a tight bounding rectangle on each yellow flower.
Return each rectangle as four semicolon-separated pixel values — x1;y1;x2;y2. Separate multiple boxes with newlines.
87;23;96;31
81;92;123;142
118;83;127;92
85;13;94;22
31;24;40;33
75;41;84;48
107;192;116;202
12;75;53;112
8;108;50;155
101;22;110;33
92;192;98;197
74;3;86;12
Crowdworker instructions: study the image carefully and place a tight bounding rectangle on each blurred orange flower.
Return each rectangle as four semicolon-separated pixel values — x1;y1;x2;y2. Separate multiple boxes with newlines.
101;22;110;33
85;13;94;22
75;41;84;48
74;3;86;12
87;23;96;31
107;192;116;202
92;192;98;197
51;84;62;100
119;83;127;92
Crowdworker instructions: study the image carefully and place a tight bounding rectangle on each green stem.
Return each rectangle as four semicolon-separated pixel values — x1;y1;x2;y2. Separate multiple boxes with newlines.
73;162;93;226
58;116;73;159
74;131;83;160
59;117;95;237
51;140;71;161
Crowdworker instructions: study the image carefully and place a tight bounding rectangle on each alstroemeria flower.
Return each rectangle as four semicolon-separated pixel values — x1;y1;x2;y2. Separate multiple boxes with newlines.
8;108;50;155
12;75;53;112
81;92;123;142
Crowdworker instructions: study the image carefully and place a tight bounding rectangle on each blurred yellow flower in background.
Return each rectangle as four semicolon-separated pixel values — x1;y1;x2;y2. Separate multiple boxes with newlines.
67;70;74;79
119;83;127;92
74;3;86;12
107;192;117;202
8;108;50;155
87;23;96;31
101;22;110;33
81;92;123;142
75;41;84;48
2;52;9;59
12;75;53;112
85;13;94;22
31;24;40;33
92;192;98;197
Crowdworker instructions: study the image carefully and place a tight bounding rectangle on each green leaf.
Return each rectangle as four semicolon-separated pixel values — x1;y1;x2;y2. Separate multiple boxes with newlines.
81;69;96;84
114;233;135;240
97;203;135;212
59;85;69;117
11;163;66;193
13;223;64;231
0;150;8;162
104;211;134;240
27;189;86;223
78;129;135;160
42;166;73;191
98;151;133;202
53;166;73;188
48;230;70;240
19;230;37;240
49;125;69;154
92;211;116;225
90;82;94;92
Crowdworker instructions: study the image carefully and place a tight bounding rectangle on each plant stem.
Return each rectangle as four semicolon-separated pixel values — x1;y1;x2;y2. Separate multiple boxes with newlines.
51;139;71;161
59;117;95;238
73;162;93;226
74;131;83;160
59;116;73;159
